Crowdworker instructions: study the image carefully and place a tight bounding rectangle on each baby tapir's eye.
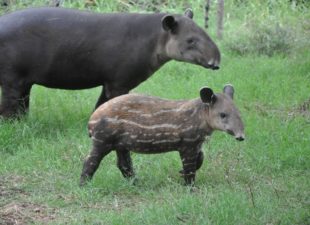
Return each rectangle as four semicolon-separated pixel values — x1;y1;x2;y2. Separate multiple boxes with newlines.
220;112;227;119
187;39;194;44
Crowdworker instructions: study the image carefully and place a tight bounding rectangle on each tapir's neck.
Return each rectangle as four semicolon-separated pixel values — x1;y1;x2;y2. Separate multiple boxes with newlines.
150;30;171;71
179;99;214;137
193;100;214;136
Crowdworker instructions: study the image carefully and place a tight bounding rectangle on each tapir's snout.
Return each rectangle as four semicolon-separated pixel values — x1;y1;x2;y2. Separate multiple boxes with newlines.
209;41;221;70
206;59;220;70
227;129;245;141
202;44;221;70
201;58;220;70
235;134;245;141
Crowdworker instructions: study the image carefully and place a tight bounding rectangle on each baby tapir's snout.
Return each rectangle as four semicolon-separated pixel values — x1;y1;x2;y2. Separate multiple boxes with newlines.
80;85;244;186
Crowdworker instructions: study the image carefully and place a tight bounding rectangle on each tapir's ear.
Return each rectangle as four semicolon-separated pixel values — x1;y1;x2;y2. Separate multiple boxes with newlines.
162;15;178;33
184;8;193;19
223;84;234;99
200;87;216;104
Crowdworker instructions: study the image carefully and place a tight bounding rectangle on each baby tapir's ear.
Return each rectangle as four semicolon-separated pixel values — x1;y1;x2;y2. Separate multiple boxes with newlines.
184;8;193;19
162;15;178;33
200;87;216;104
223;84;234;99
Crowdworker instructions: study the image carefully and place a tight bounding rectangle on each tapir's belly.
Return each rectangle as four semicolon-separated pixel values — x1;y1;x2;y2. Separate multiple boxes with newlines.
116;132;183;153
36;67;106;90
114;130;204;153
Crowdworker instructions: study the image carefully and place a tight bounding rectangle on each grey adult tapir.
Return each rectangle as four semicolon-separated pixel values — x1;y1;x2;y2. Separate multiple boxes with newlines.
0;7;220;118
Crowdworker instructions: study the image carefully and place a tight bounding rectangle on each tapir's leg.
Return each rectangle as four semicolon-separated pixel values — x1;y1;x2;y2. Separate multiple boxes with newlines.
94;86;108;109
94;84;129;109
195;150;204;171
179;149;199;185
80;141;112;186
179;150;204;175
116;150;134;178
0;83;32;118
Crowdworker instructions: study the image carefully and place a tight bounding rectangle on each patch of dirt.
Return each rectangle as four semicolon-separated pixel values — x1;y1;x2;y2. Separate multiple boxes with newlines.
296;98;310;114
289;98;310;120
0;175;27;200
0;202;56;225
0;175;57;224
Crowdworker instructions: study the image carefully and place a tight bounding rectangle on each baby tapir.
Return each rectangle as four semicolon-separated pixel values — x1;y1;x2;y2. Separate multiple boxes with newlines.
80;85;245;186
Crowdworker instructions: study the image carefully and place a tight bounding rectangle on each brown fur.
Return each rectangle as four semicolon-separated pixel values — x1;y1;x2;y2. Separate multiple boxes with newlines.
80;86;245;186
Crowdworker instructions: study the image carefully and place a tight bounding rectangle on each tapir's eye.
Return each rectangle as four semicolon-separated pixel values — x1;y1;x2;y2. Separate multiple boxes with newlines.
186;38;195;45
220;112;227;119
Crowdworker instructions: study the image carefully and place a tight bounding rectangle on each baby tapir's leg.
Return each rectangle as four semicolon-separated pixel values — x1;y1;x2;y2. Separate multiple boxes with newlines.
179;148;201;185
195;151;204;171
179;150;204;175
116;150;134;178
80;141;112;186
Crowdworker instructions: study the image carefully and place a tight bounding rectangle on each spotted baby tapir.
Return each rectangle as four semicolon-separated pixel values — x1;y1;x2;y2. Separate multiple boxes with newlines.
80;85;245;186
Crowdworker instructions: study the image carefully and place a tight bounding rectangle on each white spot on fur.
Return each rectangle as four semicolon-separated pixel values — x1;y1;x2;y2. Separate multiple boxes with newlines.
136;139;154;143
128;109;142;114
152;138;180;144
190;108;198;117
119;132;130;136
105;117;181;130
181;126;194;133
184;135;201;142
91;136;104;143
89;119;100;124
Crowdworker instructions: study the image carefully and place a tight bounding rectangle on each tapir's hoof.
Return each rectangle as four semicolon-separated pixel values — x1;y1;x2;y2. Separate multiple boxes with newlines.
79;176;91;187
179;169;185;176
127;177;139;185
189;186;199;193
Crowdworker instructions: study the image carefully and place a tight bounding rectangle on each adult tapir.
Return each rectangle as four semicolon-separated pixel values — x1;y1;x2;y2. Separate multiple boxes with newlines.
0;7;220;118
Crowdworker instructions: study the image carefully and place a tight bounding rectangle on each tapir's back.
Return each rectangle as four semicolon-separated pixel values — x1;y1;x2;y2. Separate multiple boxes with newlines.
0;8;165;89
0;7;165;33
89;93;190;130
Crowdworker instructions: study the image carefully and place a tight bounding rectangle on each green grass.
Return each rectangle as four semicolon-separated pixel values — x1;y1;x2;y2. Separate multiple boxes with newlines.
1;0;310;224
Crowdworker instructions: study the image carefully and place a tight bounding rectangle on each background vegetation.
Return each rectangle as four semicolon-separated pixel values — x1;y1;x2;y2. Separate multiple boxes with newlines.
1;0;309;224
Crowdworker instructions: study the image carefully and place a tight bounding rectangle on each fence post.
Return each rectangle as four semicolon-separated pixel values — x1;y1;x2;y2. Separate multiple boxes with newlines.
205;0;212;29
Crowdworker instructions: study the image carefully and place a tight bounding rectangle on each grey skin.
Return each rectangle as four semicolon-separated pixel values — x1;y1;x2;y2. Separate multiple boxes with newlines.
0;7;220;119
80;85;245;186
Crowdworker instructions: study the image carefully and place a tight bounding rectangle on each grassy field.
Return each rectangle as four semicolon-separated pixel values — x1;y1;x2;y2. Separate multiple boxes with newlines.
1;0;309;224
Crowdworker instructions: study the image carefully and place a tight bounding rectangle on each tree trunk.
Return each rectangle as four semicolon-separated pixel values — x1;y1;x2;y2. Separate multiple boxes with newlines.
217;0;224;39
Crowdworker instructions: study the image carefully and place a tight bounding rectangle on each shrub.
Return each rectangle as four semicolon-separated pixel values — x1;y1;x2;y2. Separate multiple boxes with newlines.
223;1;310;56
224;18;295;56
